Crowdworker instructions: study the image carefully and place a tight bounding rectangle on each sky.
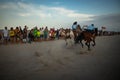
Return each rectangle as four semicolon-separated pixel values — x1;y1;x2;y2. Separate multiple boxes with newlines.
0;0;120;31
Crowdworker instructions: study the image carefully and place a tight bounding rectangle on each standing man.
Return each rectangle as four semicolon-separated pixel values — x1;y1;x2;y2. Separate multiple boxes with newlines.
3;27;9;44
23;25;28;43
44;26;49;40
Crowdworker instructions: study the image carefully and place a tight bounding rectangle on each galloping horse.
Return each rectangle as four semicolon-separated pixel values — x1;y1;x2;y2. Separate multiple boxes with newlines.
0;32;2;41
75;30;97;50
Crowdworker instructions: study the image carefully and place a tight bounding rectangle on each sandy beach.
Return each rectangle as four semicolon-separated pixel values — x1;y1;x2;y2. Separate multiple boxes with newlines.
0;35;120;80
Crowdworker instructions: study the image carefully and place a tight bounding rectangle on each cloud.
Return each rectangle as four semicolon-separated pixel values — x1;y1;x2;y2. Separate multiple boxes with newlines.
0;2;18;9
50;7;74;14
0;2;94;19
50;7;94;18
17;2;32;9
0;1;120;31
52;2;61;5
83;13;120;31
0;1;95;29
18;13;31;17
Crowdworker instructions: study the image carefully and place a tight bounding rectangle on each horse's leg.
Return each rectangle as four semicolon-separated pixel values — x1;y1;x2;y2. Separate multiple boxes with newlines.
80;40;84;48
74;36;79;44
92;39;96;46
86;41;91;51
74;33;81;44
65;39;68;46
73;31;77;41
91;34;96;46
92;36;96;46
66;42;68;46
85;40;91;50
85;41;87;46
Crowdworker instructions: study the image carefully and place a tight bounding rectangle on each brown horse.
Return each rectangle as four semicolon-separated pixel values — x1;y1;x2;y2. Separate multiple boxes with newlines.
75;31;96;50
0;32;2;41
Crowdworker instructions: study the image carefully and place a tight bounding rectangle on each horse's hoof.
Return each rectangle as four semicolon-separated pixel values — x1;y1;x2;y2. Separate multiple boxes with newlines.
92;44;94;46
74;41;78;44
88;48;91;51
66;43;68;45
92;44;96;47
82;45;84;48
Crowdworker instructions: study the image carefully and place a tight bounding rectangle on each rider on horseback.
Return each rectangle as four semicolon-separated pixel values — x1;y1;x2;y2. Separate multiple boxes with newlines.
72;21;78;40
74;23;97;50
86;24;95;35
76;24;82;36
72;21;77;30
86;24;96;40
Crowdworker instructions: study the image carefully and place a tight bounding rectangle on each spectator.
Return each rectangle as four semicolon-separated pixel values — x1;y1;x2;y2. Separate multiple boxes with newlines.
44;26;49;40
3;27;9;44
9;27;15;43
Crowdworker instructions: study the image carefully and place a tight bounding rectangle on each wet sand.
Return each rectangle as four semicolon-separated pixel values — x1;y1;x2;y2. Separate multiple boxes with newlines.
0;35;120;80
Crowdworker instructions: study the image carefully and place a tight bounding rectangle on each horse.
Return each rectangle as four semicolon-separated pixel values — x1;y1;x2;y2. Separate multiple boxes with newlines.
0;32;2;42
75;31;96;50
65;29;74;47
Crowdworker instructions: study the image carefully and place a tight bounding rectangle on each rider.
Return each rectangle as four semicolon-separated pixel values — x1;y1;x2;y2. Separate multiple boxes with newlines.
72;21;77;30
76;24;82;36
86;24;95;34
72;21;77;40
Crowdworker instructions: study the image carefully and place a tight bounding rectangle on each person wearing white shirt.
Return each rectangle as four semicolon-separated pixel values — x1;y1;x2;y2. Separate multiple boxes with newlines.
3;27;9;44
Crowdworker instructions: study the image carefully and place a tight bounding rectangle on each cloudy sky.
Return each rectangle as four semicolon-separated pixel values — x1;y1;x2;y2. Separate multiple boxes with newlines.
0;0;120;31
